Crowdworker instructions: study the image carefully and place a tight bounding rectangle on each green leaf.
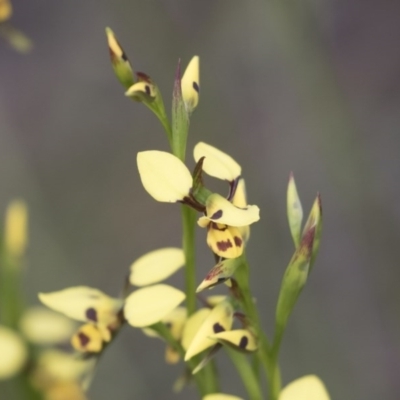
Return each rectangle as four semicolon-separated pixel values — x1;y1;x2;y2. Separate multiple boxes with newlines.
171;59;189;161
287;172;303;248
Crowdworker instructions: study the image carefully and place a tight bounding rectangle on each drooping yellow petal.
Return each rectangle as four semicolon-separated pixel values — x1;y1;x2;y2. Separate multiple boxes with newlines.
19;306;76;345
0;326;27;380
124;284;185;328
125;81;156;100
197;258;242;292
205;194;260;227
4;199;28;258
210;329;258;352
181;56;199;112
0;0;12;22
163;306;187;340
38;287;123;325
279;375;330;400
206;223;244;259
36;350;95;382
184;301;234;361
206;295;227;307
203;393;244;400
130;247;185;286
137;151;193;202
71;324;104;353
194;142;241;182
181;308;211;350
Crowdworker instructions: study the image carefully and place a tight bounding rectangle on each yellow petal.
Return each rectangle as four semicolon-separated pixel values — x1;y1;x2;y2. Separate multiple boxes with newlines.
181;308;211;350
0;326;27;380
231;178;247;208
130;247;185;286
181;56;199;112
124;284;185;328
194;142;241;181
71;324;104;353
4;199;28;258
0;0;12;22
203;394;244;400
197;216;210;228
163;306;187;340
38;287;123;325
279;375;330;400
206;223;244;259
206;295;227;307
184;301;234;361
19;306;76;345
210;329;258;352
125;81;156;100
137;151;193;202
36;350;95;382
205;194;260;227
165;345;180;364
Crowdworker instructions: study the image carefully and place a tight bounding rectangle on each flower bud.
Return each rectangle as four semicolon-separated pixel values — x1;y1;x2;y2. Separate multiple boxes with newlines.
181;56;200;112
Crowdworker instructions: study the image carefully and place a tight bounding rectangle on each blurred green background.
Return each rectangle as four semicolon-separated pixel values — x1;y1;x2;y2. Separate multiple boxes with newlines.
1;1;400;399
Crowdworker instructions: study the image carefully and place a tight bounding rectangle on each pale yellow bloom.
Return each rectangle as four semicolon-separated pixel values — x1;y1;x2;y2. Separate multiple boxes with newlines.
125;81;156;100
137;151;193;202
181;56;200;112
4;199;28;258
0;0;12;22
184;300;234;361
193;142;241;182
181;308;211;351
130;247;185;286
210;329;258;352
0;325;27;380
124;284;185;328
20;306;76;345
279;375;330;400
71;324;105;353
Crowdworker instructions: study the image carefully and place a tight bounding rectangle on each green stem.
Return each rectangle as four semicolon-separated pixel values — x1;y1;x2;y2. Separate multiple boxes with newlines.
225;348;263;400
181;205;197;316
234;255;282;400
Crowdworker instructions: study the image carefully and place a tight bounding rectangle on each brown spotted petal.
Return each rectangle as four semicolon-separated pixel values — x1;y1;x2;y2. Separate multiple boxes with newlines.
38;287;123;326
125;81;156;102
181;308;211;351
231;178;251;244
184;301;234;361
210;329;258;352
205;194;260;227
206;223;244;259
71;324;104;353
196;258;242;293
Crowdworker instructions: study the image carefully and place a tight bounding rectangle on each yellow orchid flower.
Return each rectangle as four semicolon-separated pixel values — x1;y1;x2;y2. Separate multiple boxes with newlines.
279;375;330;400
181;56;200;112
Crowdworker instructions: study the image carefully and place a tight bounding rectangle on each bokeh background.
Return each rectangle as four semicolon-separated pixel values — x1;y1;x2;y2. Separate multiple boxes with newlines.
1;1;400;399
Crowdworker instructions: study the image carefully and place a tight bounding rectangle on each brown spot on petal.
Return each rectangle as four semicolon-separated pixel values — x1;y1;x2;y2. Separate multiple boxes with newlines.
216;240;233;252
210;222;228;232
86;308;98;322
239;335;249;349
193;81;200;93
205;263;223;281
234;236;243;247
213;323;225;334
210;210;223;220
78;332;90;347
145;85;151;95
